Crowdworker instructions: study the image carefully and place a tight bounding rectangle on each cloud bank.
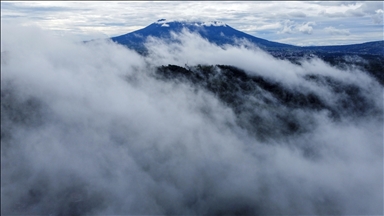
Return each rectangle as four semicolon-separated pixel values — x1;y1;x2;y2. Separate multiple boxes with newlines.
1;24;383;215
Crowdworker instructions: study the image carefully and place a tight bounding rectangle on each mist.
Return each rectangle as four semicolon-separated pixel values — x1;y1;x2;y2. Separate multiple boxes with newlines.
1;24;383;215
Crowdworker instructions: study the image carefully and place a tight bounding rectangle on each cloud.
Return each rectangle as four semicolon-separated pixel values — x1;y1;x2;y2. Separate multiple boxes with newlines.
324;26;351;35
1;24;383;215
278;21;316;35
240;22;282;32
372;9;383;24
317;1;383;26
319;11;346;18
297;22;316;34
288;11;307;18
358;1;384;14
277;20;296;34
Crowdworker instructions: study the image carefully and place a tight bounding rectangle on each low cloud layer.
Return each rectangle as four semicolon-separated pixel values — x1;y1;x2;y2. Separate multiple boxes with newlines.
1;25;383;215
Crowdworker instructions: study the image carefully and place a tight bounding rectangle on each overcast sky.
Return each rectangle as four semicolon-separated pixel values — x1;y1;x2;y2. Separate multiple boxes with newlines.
1;1;383;46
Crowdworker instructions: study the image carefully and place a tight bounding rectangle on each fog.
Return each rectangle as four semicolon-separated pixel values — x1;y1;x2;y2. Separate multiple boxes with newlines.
1;24;383;215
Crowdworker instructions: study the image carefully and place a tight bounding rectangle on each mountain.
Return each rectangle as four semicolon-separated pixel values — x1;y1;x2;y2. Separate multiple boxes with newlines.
302;41;384;56
110;19;384;56
111;19;298;54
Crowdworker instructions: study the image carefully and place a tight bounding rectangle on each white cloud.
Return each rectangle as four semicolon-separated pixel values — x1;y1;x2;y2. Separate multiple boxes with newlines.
358;1;384;14
278;21;316;35
324;26;351;36
288;11;307;18
297;22;316;34
372;9;383;24
239;22;282;32
277;20;296;34
318;2;384;25
318;2;362;17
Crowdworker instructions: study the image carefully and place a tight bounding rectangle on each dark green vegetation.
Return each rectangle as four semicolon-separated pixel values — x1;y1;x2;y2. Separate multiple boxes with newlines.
154;63;381;142
271;52;384;85
314;53;384;85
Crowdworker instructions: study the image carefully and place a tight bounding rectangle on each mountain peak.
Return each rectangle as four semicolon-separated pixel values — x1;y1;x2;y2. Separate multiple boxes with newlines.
154;19;227;27
110;19;290;55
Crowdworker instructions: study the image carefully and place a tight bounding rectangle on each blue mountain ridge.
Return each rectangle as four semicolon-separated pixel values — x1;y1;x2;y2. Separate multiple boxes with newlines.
110;19;384;56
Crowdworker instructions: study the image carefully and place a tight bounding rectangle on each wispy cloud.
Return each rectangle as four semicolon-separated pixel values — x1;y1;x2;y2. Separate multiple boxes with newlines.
324;26;351;36
297;22;316;34
372;9;383;24
278;21;316;35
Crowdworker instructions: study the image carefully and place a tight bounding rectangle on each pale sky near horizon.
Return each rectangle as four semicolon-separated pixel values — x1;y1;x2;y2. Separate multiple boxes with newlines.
1;1;383;46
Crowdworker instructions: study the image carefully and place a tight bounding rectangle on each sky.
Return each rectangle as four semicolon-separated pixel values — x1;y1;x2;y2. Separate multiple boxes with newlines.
1;1;383;46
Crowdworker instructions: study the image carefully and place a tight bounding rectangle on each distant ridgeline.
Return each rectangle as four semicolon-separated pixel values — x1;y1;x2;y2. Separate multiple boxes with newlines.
110;19;384;84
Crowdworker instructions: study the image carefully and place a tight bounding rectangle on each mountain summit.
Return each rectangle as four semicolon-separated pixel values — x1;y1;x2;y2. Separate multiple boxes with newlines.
110;19;384;56
155;19;228;27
